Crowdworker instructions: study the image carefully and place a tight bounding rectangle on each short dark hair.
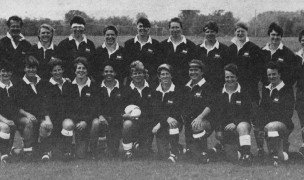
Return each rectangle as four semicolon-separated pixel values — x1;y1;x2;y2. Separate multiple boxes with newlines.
266;61;282;74
298;30;304;42
7;16;23;27
224;63;239;77
203;21;219;33
234;22;248;31
267;22;283;37
74;57;89;71
25;56;39;68
48;57;63;72
70;16;86;26
0;61;13;72
137;17;151;28
169;17;183;29
103;25;118;35
102;61;117;73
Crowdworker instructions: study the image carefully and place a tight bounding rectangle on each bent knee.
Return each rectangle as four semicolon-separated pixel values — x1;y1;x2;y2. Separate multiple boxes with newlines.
123;120;133;129
265;121;286;132
0;122;10;134
91;118;101;128
62;119;75;131
237;122;251;134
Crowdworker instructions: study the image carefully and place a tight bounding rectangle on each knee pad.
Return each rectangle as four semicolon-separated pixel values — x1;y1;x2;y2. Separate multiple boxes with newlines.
169;122;180;135
192;127;206;139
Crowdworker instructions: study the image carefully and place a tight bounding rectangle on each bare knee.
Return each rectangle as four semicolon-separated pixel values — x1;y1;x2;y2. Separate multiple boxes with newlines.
0;122;10;139
123;120;133;129
62;119;74;136
40;121;53;138
237;122;251;135
91;118;101;129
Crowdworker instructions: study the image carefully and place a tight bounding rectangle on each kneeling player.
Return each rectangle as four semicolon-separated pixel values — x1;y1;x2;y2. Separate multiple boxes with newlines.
152;64;182;163
182;60;215;163
215;64;252;165
15;56;53;161
0;62;17;164
68;57;104;159
259;62;294;167
121;61;155;159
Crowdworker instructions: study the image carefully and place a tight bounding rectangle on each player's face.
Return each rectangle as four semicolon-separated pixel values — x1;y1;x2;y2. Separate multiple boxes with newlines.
159;69;172;85
72;25;85;39
205;29;217;42
24;65;37;78
225;70;238;86
9;20;22;37
170;22;182;38
131;70;145;84
105;30;117;46
51;65;64;81
235;27;247;42
75;63;88;79
39;27;52;43
267;68;281;86
137;22;150;37
0;69;12;82
189;67;203;81
103;65;116;82
269;30;282;46
301;36;304;48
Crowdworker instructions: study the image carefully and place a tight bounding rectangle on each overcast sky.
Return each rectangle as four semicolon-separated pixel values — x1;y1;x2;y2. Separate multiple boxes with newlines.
1;0;304;22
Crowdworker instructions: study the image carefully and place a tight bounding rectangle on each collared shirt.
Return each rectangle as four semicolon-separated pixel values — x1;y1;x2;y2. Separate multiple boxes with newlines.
49;77;66;92
167;35;187;52
296;48;304;64
186;78;206;89
231;36;249;52
72;78;91;96
265;81;285;96
23;75;41;94
156;83;175;101
262;42;284;56
102;42;120;58
37;41;55;59
222;83;241;102
130;80;149;97
101;79;119;97
0;80;13;97
6;32;26;49
134;35;153;49
200;40;220;55
69;34;88;49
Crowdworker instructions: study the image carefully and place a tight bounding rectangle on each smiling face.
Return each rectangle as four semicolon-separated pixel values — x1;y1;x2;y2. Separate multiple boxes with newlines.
105;29;117;46
0;68;12;83
225;70;238;87
269;30;282;46
235;27;248;42
9;20;22;37
71;25;85;39
24;65;37;79
189;67;203;81
159;69;172;85
137;22;150;37
103;65;116;82
131;70;145;84
205;29;217;42
75;63;88;79
51;65;64;82
267;68;281;86
169;22;182;39
39;27;53;44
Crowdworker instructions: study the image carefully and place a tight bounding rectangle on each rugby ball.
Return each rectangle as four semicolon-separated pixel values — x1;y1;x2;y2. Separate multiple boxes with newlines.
124;105;141;118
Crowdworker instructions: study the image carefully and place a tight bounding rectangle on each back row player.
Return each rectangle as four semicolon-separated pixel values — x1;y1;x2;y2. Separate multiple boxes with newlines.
0;16;303;159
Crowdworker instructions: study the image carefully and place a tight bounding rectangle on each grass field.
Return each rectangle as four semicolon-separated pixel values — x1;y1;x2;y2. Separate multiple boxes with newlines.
1;35;304;179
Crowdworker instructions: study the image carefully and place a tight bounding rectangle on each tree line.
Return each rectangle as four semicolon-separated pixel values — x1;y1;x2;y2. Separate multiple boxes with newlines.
0;9;303;37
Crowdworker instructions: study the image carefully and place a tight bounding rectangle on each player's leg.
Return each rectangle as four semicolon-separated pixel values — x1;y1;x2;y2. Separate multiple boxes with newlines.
60;118;75;160
121;119;137;159
0;122;11;164
39;119;53;161
89;118;102;159
237;121;252;165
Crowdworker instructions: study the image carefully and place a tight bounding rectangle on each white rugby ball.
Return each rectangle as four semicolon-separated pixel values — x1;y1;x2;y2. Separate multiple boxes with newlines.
124;105;141;117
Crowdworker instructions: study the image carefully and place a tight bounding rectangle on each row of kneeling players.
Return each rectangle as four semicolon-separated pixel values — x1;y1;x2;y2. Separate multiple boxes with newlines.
0;55;296;168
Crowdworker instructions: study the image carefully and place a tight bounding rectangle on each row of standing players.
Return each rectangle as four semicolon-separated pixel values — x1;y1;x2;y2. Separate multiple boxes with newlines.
0;15;303;166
